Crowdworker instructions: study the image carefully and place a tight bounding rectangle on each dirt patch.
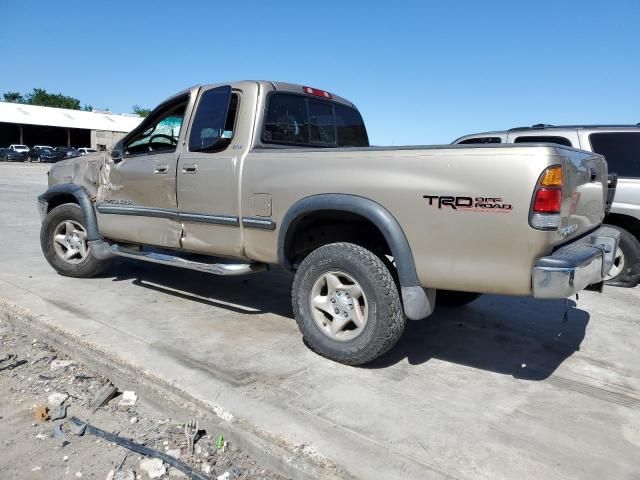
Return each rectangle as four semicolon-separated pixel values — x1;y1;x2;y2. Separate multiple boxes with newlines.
0;317;287;480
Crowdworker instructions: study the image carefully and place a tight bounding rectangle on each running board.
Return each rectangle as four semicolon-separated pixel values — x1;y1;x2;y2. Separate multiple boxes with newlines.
110;245;267;276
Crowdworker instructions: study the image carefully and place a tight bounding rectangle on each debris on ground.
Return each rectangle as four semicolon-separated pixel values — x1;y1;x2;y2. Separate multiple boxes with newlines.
185;418;198;454
90;383;118;412
50;359;76;371
140;458;167;478
34;404;49;422
0;318;285;479
118;390;137;407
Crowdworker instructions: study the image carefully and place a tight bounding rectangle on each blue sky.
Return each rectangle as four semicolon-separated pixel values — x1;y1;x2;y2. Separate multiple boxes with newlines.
1;0;638;145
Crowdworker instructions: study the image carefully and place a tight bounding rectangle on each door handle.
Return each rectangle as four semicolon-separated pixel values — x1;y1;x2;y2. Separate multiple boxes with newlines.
182;164;197;174
154;165;168;174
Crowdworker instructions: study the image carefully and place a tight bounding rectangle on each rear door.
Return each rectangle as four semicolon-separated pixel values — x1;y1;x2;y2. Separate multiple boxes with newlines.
95;94;191;247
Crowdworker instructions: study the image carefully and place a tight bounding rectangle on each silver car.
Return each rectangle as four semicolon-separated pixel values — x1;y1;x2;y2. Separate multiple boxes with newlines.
454;124;640;287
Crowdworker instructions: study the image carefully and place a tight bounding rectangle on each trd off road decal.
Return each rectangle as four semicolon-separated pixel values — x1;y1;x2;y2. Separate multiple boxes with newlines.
423;195;512;213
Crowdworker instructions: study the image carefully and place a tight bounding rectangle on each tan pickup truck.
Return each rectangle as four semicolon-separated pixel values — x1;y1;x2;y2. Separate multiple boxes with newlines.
37;81;619;365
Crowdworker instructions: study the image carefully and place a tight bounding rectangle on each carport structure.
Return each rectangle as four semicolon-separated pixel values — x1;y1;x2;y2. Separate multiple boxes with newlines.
0;102;142;150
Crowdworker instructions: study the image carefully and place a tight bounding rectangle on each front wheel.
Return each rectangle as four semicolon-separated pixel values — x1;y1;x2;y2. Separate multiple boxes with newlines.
40;203;110;278
292;242;406;365
604;224;640;288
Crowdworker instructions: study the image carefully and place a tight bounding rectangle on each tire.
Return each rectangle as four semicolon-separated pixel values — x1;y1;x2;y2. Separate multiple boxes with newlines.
40;203;110;278
604;224;640;288
437;290;482;307
292;242;406;365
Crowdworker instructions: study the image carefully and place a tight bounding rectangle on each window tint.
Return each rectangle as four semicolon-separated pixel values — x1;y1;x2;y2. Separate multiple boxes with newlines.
263;93;368;147
590;132;640;178
125;100;187;155
514;136;572;147
263;94;309;145
188;86;236;152
308;99;335;145
335;104;368;147
458;137;502;144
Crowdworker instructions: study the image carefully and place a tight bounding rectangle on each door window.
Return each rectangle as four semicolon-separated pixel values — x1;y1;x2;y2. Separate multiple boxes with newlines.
589;132;640;178
125;101;187;155
188;86;237;152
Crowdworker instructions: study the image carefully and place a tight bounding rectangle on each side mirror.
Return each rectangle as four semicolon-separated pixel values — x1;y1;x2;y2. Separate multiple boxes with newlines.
110;142;123;163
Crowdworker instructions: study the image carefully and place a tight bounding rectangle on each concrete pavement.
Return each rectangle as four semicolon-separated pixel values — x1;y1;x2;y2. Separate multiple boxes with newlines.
1;163;639;479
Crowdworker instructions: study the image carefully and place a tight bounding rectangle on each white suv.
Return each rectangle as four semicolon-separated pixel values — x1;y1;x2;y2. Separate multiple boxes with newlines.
454;124;640;288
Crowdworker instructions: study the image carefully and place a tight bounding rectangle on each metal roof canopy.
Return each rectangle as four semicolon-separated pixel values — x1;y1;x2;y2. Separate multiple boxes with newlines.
0;102;142;132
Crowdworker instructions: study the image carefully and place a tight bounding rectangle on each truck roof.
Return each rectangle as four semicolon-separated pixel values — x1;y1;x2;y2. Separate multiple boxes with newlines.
192;80;357;108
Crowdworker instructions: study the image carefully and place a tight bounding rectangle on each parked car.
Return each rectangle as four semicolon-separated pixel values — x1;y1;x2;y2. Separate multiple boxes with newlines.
1;146;28;162
54;146;80;159
77;148;98;155
453;124;640;288
28;147;59;163
9;144;30;155
37;81;618;365
34;145;53;150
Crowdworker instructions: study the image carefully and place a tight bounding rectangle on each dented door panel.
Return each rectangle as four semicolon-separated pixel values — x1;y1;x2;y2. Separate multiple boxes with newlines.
95;152;183;247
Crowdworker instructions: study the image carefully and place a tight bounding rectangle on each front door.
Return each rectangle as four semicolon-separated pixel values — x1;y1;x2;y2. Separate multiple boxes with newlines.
96;95;190;248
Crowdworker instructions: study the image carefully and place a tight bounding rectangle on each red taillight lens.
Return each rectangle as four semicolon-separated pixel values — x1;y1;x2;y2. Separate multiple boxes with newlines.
533;187;562;213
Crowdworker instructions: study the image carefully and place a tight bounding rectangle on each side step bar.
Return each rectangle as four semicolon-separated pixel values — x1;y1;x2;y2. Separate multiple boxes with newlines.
110;245;267;276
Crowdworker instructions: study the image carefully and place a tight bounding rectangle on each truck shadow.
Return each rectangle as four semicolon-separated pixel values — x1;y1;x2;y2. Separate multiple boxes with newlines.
367;296;589;380
106;262;587;380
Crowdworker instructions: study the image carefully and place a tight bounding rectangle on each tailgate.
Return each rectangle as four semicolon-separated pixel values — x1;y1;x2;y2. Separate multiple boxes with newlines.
556;147;607;244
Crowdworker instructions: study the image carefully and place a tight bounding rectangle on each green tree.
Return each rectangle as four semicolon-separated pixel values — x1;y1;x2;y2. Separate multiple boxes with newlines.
81;104;93;112
3;91;24;103
24;88;81;110
132;105;152;117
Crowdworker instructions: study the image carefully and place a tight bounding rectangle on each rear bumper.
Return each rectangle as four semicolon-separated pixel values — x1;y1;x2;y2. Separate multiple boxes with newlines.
532;226;620;299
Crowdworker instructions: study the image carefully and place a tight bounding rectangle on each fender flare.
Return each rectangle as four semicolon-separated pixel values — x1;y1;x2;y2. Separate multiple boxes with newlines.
39;183;101;241
278;194;434;320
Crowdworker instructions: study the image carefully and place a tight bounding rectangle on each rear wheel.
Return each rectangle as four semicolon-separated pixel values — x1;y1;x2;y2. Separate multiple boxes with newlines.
604;225;640;288
292;242;406;365
40;203;110;278
437;290;482;307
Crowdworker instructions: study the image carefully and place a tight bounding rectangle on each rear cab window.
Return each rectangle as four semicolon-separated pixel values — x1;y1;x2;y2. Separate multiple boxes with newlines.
589;132;640;178
262;93;368;147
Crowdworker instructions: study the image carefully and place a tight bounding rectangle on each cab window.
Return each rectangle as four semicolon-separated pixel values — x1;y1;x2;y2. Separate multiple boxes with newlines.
458;137;502;144
188;86;238;152
514;135;572;147
125;99;188;155
262;93;369;147
590;132;640;178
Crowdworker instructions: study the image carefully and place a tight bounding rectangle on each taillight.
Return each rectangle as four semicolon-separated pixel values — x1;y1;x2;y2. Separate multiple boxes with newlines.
533;188;562;212
530;166;563;230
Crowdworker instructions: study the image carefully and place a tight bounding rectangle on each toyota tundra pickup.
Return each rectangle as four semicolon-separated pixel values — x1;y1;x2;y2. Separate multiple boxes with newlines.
37;81;619;365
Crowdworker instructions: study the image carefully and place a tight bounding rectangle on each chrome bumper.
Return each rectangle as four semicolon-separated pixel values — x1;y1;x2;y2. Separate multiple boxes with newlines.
532;226;620;299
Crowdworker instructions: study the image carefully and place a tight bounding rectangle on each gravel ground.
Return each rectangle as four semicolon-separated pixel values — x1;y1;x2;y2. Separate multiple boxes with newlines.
0;317;287;480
